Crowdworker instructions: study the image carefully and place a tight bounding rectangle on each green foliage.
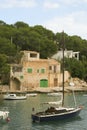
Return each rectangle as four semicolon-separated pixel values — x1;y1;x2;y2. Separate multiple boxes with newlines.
65;58;85;80
0;20;87;82
0;54;10;84
1;64;10;84
33;25;55;40
14;21;29;28
0;54;8;68
0;37;17;56
0;20;6;25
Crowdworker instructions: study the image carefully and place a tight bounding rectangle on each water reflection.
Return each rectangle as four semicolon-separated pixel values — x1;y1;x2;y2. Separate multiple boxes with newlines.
31;116;83;130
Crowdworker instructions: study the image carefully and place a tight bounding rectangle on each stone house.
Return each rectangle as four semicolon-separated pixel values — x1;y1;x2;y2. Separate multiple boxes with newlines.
10;51;70;92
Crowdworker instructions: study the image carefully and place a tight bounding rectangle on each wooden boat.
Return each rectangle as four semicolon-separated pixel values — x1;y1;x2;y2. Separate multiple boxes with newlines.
31;31;83;122
4;93;27;100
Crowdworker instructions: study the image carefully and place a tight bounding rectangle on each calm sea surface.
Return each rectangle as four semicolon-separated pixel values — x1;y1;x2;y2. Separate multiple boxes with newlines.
0;92;87;130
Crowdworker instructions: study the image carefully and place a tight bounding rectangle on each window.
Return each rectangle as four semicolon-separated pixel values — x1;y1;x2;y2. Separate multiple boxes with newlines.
41;69;45;73
30;53;37;58
20;75;23;79
54;65;56;73
37;69;39;73
49;66;52;70
27;68;32;73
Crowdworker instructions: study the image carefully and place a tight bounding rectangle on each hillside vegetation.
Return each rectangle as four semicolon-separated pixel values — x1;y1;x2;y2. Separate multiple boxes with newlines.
0;20;87;84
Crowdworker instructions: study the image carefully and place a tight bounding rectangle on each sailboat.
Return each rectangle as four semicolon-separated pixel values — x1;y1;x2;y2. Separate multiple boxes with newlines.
31;31;83;122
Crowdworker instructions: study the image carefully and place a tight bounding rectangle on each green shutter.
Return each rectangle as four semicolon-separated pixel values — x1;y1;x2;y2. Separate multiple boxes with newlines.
37;69;39;73
40;79;48;87
27;68;32;73
41;69;45;73
20;75;23;79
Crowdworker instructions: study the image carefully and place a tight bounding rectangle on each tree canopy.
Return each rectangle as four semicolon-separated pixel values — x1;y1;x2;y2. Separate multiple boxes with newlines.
0;20;87;84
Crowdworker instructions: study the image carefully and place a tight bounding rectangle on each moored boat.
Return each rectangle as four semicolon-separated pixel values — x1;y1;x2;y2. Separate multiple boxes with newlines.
26;93;37;97
4;93;27;100
0;107;10;122
32;106;82;122
47;92;62;96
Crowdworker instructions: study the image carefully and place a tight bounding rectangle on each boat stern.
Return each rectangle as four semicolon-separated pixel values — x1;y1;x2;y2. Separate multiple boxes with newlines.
31;114;40;122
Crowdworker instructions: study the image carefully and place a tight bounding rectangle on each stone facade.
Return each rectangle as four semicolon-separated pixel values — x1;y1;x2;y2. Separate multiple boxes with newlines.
10;51;70;92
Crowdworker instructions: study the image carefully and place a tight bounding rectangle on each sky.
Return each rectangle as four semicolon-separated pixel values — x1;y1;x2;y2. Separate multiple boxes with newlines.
0;0;87;40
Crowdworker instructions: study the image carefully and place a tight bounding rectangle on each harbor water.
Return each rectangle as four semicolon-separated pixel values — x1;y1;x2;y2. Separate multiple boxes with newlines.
0;92;87;130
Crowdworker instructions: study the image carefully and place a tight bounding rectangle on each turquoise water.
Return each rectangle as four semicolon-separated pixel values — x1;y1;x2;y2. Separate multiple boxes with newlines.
0;93;87;130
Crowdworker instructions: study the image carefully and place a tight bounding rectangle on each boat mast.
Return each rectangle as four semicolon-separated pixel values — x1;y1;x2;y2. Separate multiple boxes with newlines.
62;31;65;106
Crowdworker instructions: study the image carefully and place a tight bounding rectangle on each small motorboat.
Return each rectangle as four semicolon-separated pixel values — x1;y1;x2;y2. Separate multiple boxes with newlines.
0;108;10;122
4;93;27;100
26;93;37;97
47;92;62;96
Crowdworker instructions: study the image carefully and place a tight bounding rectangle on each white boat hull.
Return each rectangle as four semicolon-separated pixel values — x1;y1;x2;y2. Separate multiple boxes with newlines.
4;94;27;100
0;109;10;122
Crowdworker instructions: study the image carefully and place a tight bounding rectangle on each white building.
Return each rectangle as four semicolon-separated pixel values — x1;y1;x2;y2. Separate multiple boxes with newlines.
52;50;79;61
